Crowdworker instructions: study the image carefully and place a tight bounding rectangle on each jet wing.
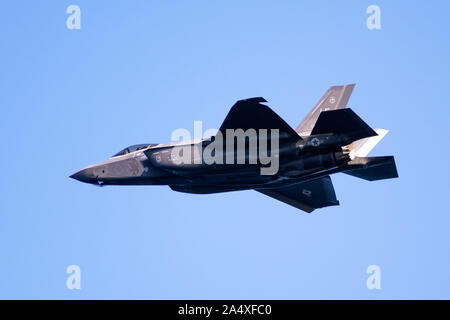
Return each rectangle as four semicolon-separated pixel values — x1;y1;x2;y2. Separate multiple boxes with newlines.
218;97;301;142
296;84;355;137
255;176;339;213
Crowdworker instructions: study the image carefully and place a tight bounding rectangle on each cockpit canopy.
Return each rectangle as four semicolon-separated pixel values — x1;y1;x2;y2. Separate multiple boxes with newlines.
112;144;157;157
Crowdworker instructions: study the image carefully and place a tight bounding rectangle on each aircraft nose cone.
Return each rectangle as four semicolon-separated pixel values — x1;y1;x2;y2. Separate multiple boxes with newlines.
70;168;96;184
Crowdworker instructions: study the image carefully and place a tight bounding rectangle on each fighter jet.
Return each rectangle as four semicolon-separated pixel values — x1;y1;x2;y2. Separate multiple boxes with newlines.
71;84;398;212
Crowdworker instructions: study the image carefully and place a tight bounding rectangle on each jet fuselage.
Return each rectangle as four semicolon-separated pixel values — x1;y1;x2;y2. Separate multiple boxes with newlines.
71;85;398;212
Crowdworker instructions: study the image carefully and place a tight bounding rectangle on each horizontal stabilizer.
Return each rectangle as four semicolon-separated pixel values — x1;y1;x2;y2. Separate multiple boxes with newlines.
256;176;339;213
311;109;377;143
343;156;398;181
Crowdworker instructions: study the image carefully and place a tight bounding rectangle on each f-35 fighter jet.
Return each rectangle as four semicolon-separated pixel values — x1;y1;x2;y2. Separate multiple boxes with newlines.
71;84;398;212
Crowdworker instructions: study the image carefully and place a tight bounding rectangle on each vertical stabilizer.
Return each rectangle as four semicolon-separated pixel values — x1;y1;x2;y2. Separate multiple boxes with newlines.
296;84;355;137
347;129;389;159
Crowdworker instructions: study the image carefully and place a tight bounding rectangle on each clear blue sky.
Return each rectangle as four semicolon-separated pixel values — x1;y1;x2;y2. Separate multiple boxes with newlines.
1;0;449;299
